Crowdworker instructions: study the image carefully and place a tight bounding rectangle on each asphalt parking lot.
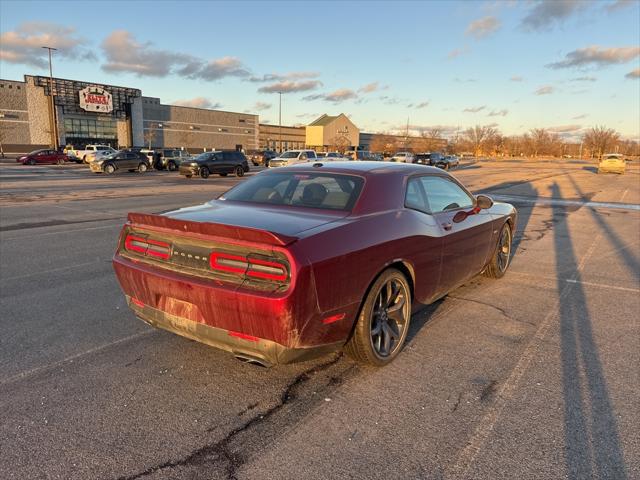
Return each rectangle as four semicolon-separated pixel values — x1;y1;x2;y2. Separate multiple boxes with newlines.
1;158;638;480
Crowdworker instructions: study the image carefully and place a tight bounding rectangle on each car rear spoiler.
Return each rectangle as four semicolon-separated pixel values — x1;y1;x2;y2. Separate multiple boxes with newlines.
127;212;298;247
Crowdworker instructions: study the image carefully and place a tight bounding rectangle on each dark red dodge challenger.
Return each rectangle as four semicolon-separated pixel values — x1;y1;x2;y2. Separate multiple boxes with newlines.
113;162;516;366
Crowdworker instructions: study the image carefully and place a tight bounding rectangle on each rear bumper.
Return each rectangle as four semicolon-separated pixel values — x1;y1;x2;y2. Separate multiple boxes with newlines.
179;165;199;176
127;295;342;365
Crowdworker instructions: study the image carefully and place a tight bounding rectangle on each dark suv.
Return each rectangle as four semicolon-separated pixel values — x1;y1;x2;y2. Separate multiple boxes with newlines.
414;152;458;170
179;151;250;179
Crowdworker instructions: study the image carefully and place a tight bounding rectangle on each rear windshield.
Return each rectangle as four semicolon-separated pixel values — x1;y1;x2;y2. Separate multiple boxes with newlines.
221;172;364;211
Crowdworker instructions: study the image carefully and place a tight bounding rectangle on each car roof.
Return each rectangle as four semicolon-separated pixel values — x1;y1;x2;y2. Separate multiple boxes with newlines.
271;160;442;176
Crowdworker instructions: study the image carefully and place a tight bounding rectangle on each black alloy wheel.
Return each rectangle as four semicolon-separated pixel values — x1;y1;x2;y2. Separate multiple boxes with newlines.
168;161;177;171
200;167;210;179
235;166;244;177
484;224;512;278
345;269;412;366
138;163;148;173
104;163;116;174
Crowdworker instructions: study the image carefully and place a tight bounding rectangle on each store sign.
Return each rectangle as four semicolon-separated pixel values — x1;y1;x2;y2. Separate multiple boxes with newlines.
79;86;113;113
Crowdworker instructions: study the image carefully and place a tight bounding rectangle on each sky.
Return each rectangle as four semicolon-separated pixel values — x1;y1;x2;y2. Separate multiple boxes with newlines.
1;0;639;141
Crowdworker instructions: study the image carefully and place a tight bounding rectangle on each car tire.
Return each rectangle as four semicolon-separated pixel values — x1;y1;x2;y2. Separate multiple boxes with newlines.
168;161;177;171
483;223;512;279
104;163;116;174
200;167;210;179
235;166;244;177
57;158;64;165
344;268;412;366
138;163;148;173
27;158;36;165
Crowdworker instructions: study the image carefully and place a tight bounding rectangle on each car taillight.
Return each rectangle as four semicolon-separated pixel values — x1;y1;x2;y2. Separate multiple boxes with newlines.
124;234;171;260
209;252;288;282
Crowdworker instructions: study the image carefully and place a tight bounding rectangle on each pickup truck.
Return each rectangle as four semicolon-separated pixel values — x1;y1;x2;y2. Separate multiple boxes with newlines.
268;149;318;168
68;145;117;163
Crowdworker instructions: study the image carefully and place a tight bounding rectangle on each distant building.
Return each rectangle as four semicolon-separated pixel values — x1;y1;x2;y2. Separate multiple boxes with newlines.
0;74;258;154
258;124;306;152
306;114;359;151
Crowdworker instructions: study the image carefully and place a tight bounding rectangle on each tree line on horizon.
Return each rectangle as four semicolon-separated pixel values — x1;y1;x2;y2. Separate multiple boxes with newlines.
365;125;639;159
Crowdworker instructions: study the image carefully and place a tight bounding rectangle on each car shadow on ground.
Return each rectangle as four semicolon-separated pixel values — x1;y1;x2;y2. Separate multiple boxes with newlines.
550;181;628;479
582;166;598;173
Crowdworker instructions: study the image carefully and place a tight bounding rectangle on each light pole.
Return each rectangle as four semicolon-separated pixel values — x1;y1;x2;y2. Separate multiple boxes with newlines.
278;91;282;153
42;46;58;150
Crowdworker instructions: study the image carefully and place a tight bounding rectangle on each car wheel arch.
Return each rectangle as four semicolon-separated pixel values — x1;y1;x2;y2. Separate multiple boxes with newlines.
343;260;416;346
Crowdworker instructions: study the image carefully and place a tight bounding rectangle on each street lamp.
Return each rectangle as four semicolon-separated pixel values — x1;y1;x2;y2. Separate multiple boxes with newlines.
278;91;282;153
42;46;58;150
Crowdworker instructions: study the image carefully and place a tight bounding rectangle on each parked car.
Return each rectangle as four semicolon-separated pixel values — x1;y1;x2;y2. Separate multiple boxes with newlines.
113;161;516;367
248;150;277;167
68;145;116;163
155;149;192;171
598;154;626;174
179;151;250;178
84;149;115;164
269;149;318;168
321;152;345;160
345;150;377;161
17;149;69;165
89;151;150;174
391;152;415;163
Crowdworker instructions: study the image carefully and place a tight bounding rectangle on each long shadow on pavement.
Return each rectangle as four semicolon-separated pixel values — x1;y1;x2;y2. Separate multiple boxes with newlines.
551;182;627;479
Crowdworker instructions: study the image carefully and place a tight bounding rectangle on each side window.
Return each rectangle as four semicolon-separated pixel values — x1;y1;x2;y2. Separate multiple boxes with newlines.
307;150;316;158
214;152;224;161
405;178;428;212
420;176;474;213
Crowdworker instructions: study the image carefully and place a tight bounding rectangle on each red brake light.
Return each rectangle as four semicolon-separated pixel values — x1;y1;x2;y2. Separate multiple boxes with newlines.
124;234;171;260
209;251;288;282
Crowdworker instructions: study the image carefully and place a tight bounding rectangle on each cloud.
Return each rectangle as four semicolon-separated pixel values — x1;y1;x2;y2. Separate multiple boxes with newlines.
466;16;501;38
510;75;524;82
303;88;358;103
0;22;95;68
572;114;588;120
454;77;477;83
258;79;322;93
547;46;640;69
605;0;636;13
534;85;555;95
172;97;222;109
571;76;597;81
447;46;470;59
249;101;270;111
248;71;320;82
521;0;587;31
548;124;583;133
101;31;249;80
379;95;401;105
626;68;640;79
415;102;430;109
463;105;486;113
359;82;382;93
488;109;509;117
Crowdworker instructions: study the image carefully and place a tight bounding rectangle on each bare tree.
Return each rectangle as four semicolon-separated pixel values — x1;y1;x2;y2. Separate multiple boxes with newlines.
370;134;397;155
583;126;620;159
144;123;158;148
329;134;351;153
462;125;499;157
527;128;551;157
420;128;444;151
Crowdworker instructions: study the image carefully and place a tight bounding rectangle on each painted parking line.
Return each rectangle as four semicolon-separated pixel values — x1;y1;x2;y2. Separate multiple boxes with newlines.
490;194;640;212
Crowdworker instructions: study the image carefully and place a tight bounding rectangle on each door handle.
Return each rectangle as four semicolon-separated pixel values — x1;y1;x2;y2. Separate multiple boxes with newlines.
442;223;453;231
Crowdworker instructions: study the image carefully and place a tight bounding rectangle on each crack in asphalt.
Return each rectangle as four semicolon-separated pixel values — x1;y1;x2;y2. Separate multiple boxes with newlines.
114;354;344;480
447;296;535;326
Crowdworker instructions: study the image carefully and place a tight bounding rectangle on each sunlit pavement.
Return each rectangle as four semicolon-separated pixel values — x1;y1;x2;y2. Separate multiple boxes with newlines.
0;159;638;479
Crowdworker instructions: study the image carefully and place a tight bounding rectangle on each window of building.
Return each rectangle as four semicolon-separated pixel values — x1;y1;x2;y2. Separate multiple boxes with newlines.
218;128;229;132
239;119;246;123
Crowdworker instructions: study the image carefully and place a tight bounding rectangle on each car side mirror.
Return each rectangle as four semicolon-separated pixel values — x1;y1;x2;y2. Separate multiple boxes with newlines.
476;194;493;209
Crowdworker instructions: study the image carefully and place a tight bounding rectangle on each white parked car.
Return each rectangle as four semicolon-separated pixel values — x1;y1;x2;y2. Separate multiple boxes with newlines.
268;149;318;168
390;151;415;163
68;145;117;163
